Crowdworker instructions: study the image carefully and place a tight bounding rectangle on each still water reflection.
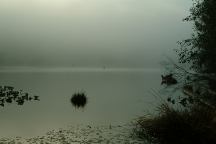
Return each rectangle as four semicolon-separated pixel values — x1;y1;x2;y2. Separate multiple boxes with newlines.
0;68;161;138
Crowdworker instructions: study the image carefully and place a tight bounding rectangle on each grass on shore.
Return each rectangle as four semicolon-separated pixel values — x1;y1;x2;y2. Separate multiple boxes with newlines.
134;104;216;144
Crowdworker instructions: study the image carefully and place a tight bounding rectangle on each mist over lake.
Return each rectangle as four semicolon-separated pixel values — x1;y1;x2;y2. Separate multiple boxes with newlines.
0;0;191;68
0;0;193;142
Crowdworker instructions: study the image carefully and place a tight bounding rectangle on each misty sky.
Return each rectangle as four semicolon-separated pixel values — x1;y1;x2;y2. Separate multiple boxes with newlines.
0;0;192;69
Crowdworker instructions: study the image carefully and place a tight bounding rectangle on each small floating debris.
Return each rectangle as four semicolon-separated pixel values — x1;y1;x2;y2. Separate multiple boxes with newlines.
0;86;40;107
70;92;87;108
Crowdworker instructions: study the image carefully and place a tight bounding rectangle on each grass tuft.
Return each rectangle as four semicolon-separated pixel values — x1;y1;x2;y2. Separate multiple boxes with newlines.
71;92;87;108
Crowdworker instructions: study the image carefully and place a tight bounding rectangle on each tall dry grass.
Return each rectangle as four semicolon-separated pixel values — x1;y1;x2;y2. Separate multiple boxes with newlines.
134;104;216;144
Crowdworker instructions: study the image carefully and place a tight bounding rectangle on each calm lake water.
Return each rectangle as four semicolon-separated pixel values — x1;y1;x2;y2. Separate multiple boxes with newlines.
0;68;161;138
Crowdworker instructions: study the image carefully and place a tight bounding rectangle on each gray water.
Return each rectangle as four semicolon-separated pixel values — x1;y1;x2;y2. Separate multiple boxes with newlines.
0;68;161;138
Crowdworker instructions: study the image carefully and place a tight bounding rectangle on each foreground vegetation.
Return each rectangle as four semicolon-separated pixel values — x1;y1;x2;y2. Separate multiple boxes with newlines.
134;0;216;143
135;104;216;144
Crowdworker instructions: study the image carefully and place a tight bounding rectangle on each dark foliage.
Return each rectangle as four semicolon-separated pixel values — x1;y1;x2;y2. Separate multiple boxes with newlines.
177;0;216;74
70;92;87;108
135;1;216;142
0;86;40;107
134;104;216;144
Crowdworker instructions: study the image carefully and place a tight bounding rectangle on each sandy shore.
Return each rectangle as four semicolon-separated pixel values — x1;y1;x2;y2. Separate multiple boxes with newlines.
0;124;146;144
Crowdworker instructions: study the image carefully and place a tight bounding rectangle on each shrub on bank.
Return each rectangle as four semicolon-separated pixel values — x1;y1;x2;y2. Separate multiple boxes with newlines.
134;104;216;144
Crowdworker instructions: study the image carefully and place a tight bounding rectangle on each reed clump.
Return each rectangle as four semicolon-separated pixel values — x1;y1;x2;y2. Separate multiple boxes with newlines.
71;92;87;108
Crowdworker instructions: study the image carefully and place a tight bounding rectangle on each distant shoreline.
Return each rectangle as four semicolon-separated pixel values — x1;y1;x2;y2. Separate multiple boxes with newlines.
0;66;161;73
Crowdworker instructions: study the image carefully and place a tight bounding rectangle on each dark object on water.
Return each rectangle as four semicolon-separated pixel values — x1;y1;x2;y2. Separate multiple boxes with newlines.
161;74;177;85
34;95;40;101
167;97;175;104
71;92;87;108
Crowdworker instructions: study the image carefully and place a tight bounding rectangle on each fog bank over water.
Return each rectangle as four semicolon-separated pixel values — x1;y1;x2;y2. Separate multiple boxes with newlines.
0;0;192;69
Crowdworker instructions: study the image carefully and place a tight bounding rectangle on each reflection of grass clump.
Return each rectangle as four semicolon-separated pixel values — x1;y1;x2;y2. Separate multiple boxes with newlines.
134;104;216;144
71;92;87;108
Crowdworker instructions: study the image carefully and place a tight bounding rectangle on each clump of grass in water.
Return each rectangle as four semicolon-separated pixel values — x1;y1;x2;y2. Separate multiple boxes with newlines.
134;104;216;144
71;92;87;108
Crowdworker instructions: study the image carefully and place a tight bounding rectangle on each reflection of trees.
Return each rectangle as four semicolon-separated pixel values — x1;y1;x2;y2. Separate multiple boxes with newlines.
0;86;39;107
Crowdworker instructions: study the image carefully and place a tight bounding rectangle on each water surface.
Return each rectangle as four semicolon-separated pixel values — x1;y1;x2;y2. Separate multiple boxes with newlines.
0;68;161;138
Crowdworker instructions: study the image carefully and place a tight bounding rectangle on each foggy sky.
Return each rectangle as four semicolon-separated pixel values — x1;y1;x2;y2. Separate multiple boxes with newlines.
0;0;192;69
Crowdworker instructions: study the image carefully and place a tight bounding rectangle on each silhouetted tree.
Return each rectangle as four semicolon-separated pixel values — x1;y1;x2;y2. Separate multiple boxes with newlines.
135;1;216;143
178;0;216;73
177;0;216;92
